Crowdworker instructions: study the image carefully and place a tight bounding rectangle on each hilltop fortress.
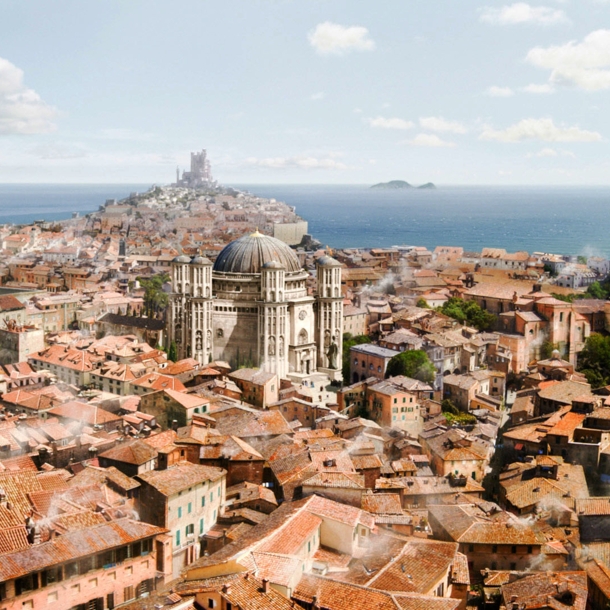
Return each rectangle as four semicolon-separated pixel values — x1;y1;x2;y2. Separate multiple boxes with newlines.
175;149;216;189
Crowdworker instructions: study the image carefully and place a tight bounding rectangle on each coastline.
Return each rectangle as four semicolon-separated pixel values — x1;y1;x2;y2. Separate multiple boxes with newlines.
2;183;610;258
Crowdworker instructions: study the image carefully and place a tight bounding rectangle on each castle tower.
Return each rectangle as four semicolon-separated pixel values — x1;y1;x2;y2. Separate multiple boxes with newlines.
315;255;343;381
260;260;288;379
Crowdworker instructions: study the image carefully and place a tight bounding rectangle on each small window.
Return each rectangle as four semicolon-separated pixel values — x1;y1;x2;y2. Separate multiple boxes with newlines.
511;545;517;554
492;544;498;553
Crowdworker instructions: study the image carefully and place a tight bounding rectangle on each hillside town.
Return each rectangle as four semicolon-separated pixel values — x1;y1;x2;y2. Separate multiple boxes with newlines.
2;165;610;609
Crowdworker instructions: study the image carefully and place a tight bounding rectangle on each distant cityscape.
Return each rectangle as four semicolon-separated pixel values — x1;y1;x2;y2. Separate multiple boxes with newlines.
0;150;608;609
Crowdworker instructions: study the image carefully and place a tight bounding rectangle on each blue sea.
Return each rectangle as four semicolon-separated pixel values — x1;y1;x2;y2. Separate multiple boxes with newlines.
1;183;610;257
0;184;150;225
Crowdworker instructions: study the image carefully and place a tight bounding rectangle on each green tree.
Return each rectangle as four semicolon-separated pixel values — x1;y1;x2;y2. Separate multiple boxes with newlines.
540;340;559;360
342;333;371;382
416;298;430;309
578;333;610;388
138;272;170;318
385;350;436;384
167;340;178;363
443;411;476;426
438;297;496;331
586;281;607;300
441;399;459;415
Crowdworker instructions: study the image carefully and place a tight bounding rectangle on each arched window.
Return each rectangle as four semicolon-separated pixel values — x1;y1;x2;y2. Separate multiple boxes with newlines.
298;329;308;345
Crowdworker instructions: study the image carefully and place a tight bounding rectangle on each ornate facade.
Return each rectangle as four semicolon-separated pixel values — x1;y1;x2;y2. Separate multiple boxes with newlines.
168;232;343;382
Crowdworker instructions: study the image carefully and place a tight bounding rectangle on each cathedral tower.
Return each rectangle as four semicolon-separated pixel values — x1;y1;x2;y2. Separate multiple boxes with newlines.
168;255;213;364
315;255;343;382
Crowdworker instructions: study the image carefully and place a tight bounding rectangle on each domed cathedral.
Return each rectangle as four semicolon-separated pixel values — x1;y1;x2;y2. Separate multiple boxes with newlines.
167;231;343;383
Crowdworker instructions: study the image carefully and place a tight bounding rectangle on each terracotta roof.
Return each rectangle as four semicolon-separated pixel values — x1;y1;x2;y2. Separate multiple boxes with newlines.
257;510;321;555
366;539;459;594
0;518;165;581
0;295;26;311
428;504;544;545
361;492;404;515
303;471;365;489
179;573;295;610
48;401;122;425
68;465;141;493
293;574;398;610
99;439;158;465
131;372;186;392
162;388;209;409
575;497;610;516
501;570;587;610
538;380;592;405
211;409;293;439
546;412;586;436
137;461;225;496
0;526;29;554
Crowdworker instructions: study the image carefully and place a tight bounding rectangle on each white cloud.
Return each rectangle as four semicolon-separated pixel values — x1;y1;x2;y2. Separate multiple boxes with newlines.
486;85;515;97
419;116;467;134
521;83;555;93
353;108;363;114
526;147;576;157
480;118;602;142
308;22;375;55
538;147;558;156
0;57;57;135
526;29;610;91
479;3;568;25
246;156;349;170
406;133;456;147
367;116;414;130
310;91;325;101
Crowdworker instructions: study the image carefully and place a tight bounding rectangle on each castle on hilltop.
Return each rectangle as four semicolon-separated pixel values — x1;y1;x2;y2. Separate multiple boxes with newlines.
175;149;216;188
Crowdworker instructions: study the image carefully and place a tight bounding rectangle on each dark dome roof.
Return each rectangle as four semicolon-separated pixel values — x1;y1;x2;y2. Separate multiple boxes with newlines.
213;231;301;274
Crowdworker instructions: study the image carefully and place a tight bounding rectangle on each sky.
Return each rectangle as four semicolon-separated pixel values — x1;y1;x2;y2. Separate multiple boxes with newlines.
0;0;609;185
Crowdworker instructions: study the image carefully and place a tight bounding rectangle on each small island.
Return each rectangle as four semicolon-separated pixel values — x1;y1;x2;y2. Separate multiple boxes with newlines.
371;180;436;189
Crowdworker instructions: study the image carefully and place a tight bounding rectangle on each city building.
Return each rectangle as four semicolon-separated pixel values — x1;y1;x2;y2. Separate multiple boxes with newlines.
136;461;226;579
168;232;343;382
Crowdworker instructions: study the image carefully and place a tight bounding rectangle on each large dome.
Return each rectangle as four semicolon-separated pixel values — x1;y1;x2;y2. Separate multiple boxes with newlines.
213;230;302;274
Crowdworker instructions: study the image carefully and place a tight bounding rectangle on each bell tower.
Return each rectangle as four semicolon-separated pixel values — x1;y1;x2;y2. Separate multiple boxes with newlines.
315;255;343;382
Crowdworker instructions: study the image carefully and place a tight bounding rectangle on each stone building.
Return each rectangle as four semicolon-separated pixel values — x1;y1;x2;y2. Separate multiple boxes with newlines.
168;232;343;382
175;149;215;188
